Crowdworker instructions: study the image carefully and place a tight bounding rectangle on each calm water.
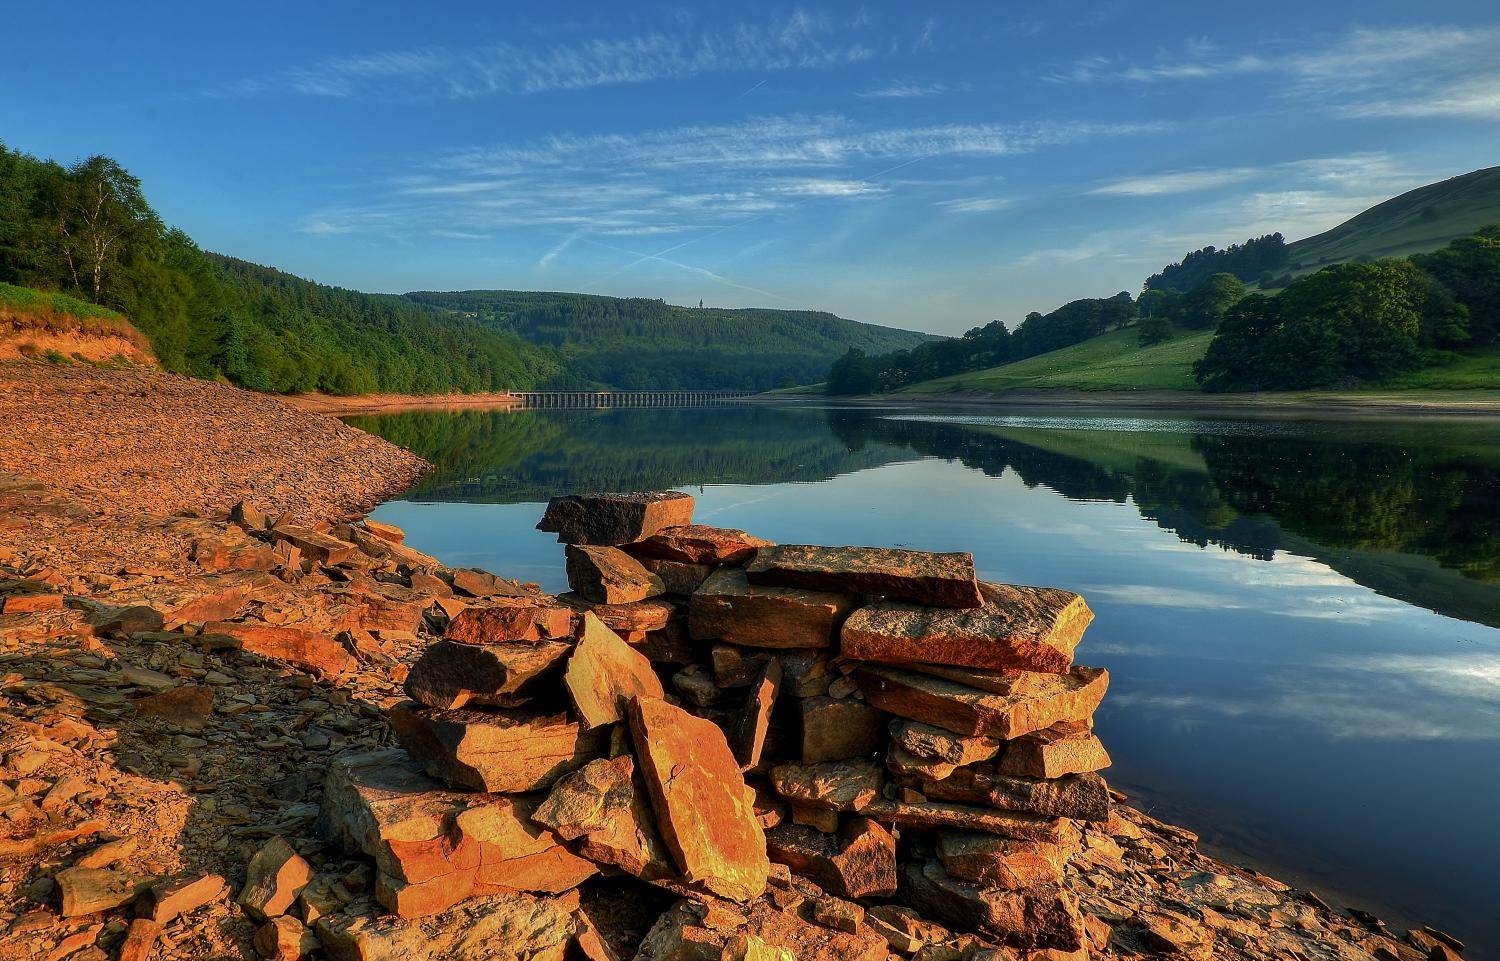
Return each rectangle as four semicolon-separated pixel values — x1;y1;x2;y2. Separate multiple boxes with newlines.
354;404;1500;953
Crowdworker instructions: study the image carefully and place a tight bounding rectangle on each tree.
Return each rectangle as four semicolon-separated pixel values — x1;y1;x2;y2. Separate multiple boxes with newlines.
51;156;164;304
825;347;874;395
1179;273;1245;330
1138;315;1173;346
1412;224;1500;346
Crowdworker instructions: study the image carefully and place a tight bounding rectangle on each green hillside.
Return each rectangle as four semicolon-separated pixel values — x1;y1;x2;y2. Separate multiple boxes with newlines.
1286;166;1500;272
405;290;935;391
899;328;1212;393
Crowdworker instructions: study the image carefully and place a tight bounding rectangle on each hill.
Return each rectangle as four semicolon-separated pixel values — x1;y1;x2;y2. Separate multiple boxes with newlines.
404;290;935;391
898;327;1212;393
1286;165;1500;272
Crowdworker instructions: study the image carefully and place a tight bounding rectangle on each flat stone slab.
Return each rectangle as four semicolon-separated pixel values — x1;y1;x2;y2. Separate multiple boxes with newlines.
915;769;1112;822
389;703;602;793
628;695;769;902
404;637;571;710
314;889;582;960
841;582;1092;674
563;613;664;729
443;600;574;644
556;593;675;633
689;569;855;649
202;620;355;679
768;758;883;812
998;722;1112;779
537;491;694;546
855;665;1108;739
935;831;1075;890
565;545;665;605
625;525;773;565
320;750;595;918
799;697;883;763
860;799;1080;845
745;545;983;609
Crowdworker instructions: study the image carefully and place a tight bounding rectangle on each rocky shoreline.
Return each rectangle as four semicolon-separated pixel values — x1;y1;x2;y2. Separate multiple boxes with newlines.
0;361;1470;961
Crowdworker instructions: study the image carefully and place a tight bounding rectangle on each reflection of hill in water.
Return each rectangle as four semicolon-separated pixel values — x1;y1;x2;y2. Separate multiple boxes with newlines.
349;406;912;503
827;412;1500;628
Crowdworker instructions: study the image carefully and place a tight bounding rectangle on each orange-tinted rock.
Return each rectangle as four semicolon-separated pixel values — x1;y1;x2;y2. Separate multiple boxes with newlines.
626;525;773;565
272;525;357;566
799;697;882;763
746;545;983;609
405;636;570;709
192;529;277;573
889;720;1001;770
538;491;695;546
689;569;855;649
135;872;228;924
564;613;665;729
131;684;215;731
443;600;574;644
628;695;769;902
203;620;355;678
841;583;1091;673
390;703;602;793
635;558;714;596
566;546;666;605
256;915;319;960
320;750;595;919
998;722;1111;778
634;897;887;961
56;866;148;916
314;890;582;959
769;758;883;813
860;799;1079;844
238;836;313;921
731;659;782;769
531;755;673;880
935;832;1075;889
557;593;675;633
2;592;66;613
855;665;1108;739
449;568;530;599
363;519;406;544
916;769;1112;821
712;646;832;698
765;817;897;899
903;859;1085;951
117;917;161;961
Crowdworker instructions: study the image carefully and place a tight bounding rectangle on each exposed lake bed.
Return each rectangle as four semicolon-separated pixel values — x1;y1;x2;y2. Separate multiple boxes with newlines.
359;402;1500;954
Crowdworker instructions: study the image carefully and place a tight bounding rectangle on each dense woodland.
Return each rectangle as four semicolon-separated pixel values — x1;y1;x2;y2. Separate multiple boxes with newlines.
830;226;1500;395
406;290;932;391
0;142;927;394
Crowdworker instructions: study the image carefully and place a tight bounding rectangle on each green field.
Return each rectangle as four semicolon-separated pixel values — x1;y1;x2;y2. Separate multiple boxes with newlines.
1286;165;1500;272
0;281;127;322
899;328;1214;393
1388;349;1500;390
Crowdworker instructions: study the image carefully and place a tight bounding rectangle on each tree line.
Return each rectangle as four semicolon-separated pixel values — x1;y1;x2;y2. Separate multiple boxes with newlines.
828;224;1500;395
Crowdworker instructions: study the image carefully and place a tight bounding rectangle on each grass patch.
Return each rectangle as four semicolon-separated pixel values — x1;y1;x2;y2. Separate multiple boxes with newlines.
1387;347;1500;390
0;281;152;354
901;327;1214;394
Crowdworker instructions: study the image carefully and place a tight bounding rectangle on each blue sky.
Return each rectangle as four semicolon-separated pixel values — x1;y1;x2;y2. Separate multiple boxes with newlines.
4;1;1499;334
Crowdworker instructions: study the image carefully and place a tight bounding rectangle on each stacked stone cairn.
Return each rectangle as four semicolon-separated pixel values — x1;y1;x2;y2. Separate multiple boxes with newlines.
319;490;1114;959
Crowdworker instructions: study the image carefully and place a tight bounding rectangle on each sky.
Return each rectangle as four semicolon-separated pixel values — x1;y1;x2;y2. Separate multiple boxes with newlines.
4;1;1499;335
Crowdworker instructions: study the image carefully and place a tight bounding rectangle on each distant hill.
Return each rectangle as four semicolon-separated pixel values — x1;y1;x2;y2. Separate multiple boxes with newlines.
1286;165;1500;272
405;290;935;391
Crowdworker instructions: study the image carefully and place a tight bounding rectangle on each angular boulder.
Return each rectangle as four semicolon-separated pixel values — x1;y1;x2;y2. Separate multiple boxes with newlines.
746;545;983;609
537;491;695;546
565;545;665;605
238;836;312;921
765;817;897;899
443;600;574;645
563;613;665;729
854;665;1108;739
998;722;1112;779
530;755;672;880
390;703;602;793
201;620;355;679
314;890;582;961
902;859;1085;951
731;659;782;769
799;696;883;763
320;750;595;918
935;832;1075;889
627;695;769;902
712;645;832;698
889;720;1001;769
271;525;357;566
625;525;773;565
404;637;572;710
768;758;883;813
841;583;1092;674
634;557;714;597
689;569;855;649
860;799;1079;844
916;769;1112;822
634;897;887;961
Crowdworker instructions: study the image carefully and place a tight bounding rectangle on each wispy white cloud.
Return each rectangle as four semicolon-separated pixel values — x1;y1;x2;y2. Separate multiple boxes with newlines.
207;11;892;101
1343;74;1500;120
1088;167;1259;197
935;196;1013;214
775;178;886;198
858;79;971;100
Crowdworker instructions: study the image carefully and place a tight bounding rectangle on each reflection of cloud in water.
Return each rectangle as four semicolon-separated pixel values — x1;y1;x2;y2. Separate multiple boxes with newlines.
1084;585;1247;611
1110;651;1500;741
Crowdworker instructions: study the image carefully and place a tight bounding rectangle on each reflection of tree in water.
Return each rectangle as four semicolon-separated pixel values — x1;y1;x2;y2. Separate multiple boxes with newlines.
1193;434;1500;583
827;410;1500;593
350;406;910;503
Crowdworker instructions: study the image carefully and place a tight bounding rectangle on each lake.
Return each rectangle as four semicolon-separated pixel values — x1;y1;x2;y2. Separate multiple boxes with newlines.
354;402;1500;954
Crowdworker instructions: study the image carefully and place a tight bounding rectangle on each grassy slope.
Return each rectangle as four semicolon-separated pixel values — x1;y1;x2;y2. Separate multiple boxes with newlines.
1286;165;1500;272
900;328;1214;393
